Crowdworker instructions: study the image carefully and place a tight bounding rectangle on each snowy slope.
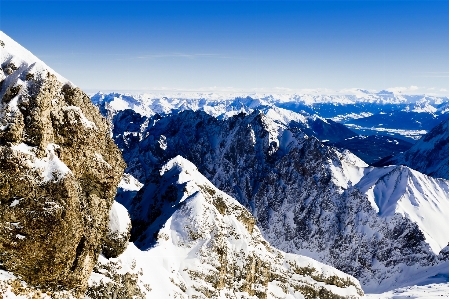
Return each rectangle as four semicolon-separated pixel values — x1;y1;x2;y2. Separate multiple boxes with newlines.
104;107;449;292
0;31;72;91
88;156;364;298
365;259;449;298
356;165;449;254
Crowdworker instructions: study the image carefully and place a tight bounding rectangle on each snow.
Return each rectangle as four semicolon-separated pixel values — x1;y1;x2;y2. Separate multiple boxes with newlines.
94;153;111;168
365;260;449;298
62;106;98;129
9;199;21;207
91;156;363;298
356;166;449;254
118;173;143;191
366;283;449;298
0;31;73;88
12;143;72;183
0;270;76;298
108;201;131;236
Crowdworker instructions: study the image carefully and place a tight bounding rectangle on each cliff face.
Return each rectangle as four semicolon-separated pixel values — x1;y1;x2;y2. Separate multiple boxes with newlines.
0;32;126;295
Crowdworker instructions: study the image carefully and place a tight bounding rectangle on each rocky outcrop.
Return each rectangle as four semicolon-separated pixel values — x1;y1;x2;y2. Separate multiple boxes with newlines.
0;32;125;296
121;156;364;298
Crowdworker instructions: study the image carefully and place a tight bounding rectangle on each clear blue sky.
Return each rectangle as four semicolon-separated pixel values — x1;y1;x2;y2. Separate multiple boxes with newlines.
1;1;448;95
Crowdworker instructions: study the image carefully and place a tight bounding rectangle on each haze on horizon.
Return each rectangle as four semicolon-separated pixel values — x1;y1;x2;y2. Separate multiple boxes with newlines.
1;0;448;96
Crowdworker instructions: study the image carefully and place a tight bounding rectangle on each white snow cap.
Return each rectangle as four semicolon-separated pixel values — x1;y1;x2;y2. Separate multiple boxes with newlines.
0;31;73;87
108;201;131;236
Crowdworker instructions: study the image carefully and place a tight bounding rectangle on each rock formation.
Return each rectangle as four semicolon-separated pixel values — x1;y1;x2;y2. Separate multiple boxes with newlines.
0;31;125;296
96;156;364;298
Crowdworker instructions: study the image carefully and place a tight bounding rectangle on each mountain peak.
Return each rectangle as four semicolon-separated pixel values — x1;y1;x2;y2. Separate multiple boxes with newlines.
119;155;364;298
0;31;72;89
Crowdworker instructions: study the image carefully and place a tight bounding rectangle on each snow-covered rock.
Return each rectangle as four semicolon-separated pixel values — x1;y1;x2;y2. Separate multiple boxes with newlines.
101;201;132;259
88;156;364;298
102;107;449;292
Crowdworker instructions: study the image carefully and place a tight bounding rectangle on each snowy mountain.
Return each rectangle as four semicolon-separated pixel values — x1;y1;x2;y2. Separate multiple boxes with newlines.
92;91;447;160
0;30;367;299
105;106;449;292
379;118;449;180
355;165;449;254
90;156;364;298
92;92;358;143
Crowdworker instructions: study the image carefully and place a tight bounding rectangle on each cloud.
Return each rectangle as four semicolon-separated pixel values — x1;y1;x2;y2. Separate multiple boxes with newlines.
441;88;448;92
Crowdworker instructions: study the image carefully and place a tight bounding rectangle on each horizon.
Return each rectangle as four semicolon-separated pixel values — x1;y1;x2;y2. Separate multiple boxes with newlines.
1;1;449;96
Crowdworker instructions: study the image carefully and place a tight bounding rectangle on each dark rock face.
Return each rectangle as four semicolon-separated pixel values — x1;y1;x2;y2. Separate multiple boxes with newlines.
0;41;125;295
108;108;436;289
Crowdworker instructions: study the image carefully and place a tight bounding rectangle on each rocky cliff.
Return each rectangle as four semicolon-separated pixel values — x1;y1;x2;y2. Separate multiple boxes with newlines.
0;31;125;296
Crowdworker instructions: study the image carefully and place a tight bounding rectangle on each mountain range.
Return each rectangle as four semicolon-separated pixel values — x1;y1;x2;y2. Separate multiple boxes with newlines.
3;30;449;298
99;97;449;294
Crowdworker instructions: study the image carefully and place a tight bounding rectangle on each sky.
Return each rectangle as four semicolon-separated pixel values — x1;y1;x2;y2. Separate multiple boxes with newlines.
1;0;449;95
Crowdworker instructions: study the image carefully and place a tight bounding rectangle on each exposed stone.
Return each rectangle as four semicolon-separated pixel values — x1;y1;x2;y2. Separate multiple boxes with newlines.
0;62;125;296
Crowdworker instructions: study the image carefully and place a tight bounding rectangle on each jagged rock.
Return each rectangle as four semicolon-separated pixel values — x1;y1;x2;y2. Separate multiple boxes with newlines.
106;107;448;292
104;156;364;298
0;31;125;296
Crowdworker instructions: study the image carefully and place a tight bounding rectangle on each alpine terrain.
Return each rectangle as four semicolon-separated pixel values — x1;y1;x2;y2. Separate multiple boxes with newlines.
97;97;449;295
0;31;368;298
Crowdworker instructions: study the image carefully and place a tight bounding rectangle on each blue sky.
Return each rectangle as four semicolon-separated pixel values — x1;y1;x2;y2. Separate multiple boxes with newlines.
1;1;449;95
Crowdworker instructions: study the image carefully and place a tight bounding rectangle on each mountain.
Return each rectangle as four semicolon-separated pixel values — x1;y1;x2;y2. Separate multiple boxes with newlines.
88;156;364;298
104;106;449;292
92;91;445;161
92;92;358;143
0;32;126;296
355;165;449;254
378;118;449;180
